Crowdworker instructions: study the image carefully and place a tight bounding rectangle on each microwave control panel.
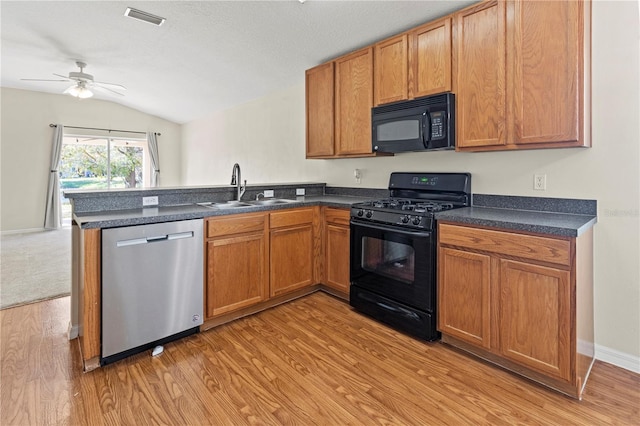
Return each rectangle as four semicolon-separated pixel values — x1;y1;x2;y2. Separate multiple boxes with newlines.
430;111;445;140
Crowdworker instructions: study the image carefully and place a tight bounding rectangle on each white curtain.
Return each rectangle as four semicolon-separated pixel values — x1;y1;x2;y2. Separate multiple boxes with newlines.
44;124;64;229
147;132;160;187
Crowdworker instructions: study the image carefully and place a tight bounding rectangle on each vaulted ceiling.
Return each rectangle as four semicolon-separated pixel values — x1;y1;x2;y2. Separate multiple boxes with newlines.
1;1;475;124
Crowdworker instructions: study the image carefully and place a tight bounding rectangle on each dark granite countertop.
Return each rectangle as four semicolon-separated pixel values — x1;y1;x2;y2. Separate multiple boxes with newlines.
73;187;597;238
435;206;597;237
74;195;367;229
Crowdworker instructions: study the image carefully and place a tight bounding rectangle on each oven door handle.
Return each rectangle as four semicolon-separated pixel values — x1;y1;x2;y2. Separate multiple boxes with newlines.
350;219;432;238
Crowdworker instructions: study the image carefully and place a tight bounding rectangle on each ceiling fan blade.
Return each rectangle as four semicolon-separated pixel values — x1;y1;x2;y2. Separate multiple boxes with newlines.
21;78;70;82
53;73;71;79
94;81;127;90
91;84;125;97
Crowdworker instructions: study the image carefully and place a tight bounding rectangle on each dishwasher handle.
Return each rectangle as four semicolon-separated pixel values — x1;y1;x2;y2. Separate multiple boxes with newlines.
116;231;194;247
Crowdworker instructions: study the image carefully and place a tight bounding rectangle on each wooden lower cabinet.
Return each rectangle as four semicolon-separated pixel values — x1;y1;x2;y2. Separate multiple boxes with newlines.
323;207;351;295
72;225;102;371
438;222;594;399
438;248;491;349
205;213;269;319
269;208;318;297
205;208;322;321
498;259;571;381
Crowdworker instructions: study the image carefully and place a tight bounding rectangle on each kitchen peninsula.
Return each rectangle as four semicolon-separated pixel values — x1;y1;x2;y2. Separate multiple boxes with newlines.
66;183;597;399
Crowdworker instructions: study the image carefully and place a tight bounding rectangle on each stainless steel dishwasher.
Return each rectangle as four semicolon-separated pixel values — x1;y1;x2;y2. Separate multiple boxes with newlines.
101;219;203;364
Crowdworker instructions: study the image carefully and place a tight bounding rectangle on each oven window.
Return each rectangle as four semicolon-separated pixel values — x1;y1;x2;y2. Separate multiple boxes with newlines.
361;236;415;284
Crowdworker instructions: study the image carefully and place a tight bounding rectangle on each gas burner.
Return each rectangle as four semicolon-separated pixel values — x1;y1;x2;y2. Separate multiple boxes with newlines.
369;198;457;213
350;173;471;230
413;202;455;212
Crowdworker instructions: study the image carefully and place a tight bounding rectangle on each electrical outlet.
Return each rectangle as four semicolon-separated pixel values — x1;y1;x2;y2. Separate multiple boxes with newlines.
263;190;274;198
534;174;547;191
142;196;159;206
296;188;305;196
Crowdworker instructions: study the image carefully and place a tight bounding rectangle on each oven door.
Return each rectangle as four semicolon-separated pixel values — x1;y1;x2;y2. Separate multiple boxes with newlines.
350;219;435;312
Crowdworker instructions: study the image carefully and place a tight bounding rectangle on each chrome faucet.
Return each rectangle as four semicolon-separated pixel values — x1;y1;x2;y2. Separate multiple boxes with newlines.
230;163;246;201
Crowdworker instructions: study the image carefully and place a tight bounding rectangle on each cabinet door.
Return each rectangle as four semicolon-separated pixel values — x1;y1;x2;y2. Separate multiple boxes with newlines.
507;0;584;146
306;62;335;157
206;232;268;318
374;34;408;106
438;247;492;348
455;1;507;149
325;223;350;294
409;17;452;98
335;47;374;155
270;224;314;297
498;259;571;381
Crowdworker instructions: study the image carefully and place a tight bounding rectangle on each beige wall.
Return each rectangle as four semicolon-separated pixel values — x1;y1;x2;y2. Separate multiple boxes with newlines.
182;1;640;365
0;88;182;231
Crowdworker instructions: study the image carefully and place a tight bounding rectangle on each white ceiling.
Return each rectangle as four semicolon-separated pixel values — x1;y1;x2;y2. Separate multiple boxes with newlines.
1;0;476;124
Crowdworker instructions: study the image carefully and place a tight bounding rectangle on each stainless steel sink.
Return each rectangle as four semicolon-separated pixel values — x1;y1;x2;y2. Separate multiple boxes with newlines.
196;198;297;210
196;201;253;209
252;198;298;205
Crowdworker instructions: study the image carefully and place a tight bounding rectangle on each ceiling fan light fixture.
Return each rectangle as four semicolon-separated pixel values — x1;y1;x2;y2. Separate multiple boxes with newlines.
65;82;93;99
124;7;165;26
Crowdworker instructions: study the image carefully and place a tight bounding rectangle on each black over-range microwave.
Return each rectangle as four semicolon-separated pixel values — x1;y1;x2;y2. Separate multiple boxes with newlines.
372;92;455;153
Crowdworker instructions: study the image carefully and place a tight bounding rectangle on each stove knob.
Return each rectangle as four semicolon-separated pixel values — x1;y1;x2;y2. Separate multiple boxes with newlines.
401;215;410;224
412;217;421;225
357;209;364;217
365;210;373;219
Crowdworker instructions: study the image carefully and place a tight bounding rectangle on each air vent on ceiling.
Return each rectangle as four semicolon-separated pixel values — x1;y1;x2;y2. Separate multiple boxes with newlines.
124;7;165;26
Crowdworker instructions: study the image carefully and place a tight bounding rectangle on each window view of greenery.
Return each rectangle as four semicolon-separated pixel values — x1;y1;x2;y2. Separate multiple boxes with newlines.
60;137;148;221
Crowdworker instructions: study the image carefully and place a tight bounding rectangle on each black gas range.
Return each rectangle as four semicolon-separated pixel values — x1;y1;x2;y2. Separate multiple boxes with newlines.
349;172;471;341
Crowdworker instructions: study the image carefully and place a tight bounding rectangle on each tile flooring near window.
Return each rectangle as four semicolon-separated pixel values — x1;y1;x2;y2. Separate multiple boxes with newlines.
1;292;638;425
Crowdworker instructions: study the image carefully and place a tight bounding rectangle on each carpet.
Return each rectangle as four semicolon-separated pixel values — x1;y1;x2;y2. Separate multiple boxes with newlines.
0;228;71;310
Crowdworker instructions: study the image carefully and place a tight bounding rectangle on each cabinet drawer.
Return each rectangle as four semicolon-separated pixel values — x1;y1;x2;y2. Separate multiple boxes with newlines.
206;213;266;238
439;223;571;266
324;207;350;226
270;208;315;229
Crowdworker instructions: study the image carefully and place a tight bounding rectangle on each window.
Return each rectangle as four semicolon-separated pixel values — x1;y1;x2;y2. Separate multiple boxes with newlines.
59;135;149;222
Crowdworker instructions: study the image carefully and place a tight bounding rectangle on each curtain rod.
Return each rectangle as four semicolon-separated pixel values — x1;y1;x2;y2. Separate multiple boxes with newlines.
49;123;160;136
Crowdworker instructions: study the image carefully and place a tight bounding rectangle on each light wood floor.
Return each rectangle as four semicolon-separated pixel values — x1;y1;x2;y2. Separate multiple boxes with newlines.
1;292;638;425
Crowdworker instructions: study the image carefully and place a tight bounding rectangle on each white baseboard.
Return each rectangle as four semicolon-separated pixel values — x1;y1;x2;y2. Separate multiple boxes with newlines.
68;322;79;340
595;344;640;374
1;227;45;235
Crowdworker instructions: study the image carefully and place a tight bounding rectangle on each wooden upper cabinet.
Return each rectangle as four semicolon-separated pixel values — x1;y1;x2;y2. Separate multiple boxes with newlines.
507;0;587;147
455;0;507;149
335;47;374;156
307;0;590;155
408;17;452;98
455;0;590;151
306;62;335;158
374;34;408;106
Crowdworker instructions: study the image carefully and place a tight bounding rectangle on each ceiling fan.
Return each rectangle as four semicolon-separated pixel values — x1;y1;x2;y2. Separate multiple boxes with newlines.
21;61;126;98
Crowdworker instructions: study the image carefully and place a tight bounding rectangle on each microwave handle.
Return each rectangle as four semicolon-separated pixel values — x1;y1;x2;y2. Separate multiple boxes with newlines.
422;111;431;147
